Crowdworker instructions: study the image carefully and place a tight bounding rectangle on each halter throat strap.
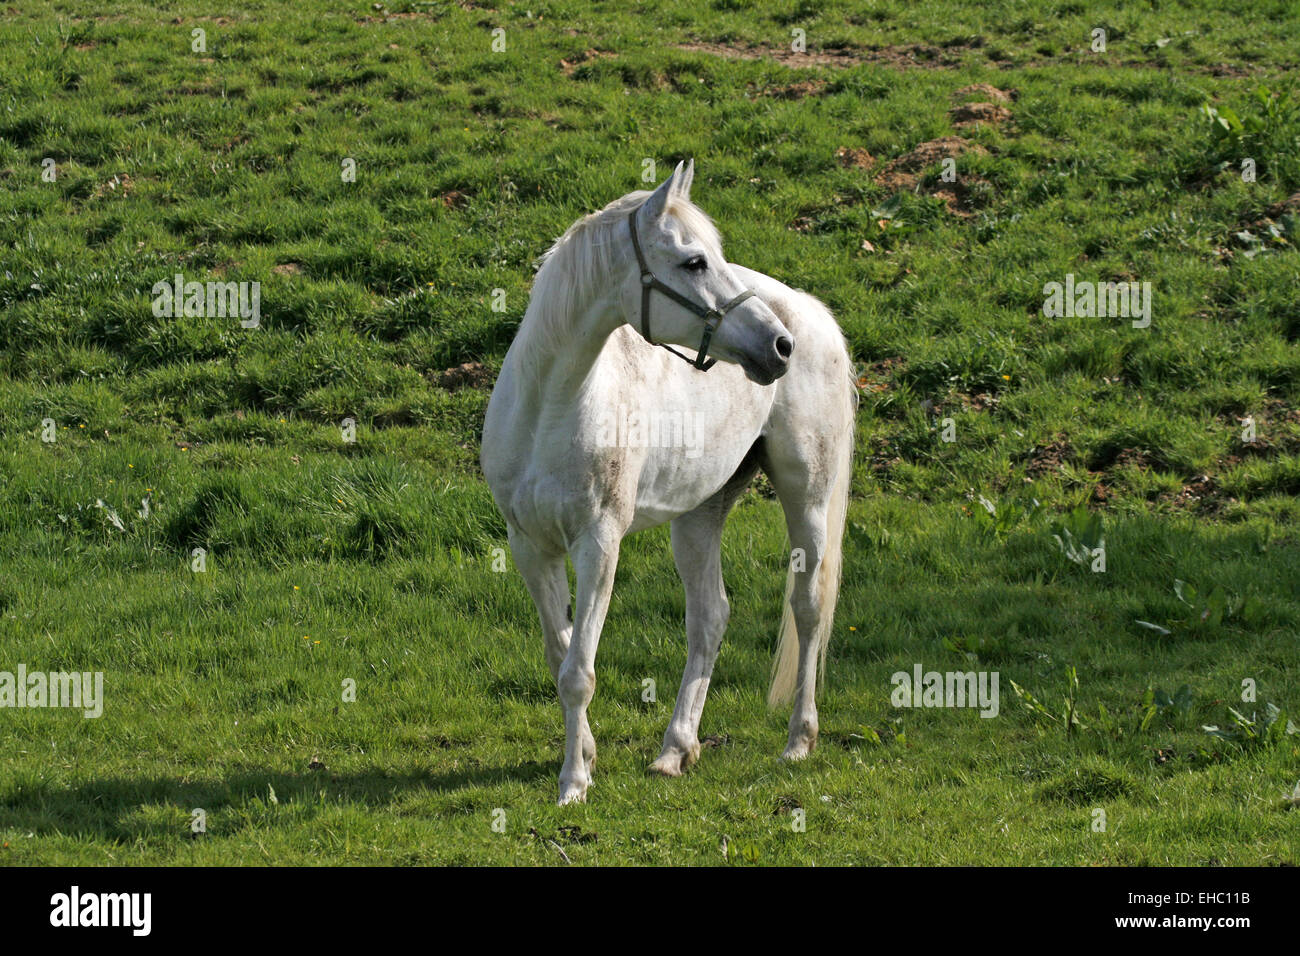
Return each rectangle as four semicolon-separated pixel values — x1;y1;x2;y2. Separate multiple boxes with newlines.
627;205;755;371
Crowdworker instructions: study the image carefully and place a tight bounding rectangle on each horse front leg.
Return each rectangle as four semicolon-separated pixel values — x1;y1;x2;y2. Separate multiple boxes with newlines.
508;526;571;684
556;528;622;805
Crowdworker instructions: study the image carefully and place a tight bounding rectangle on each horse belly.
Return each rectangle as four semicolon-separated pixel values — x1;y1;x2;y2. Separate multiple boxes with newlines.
626;445;747;532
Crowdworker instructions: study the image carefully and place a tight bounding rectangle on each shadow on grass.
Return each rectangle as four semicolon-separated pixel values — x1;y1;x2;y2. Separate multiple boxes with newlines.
0;761;556;842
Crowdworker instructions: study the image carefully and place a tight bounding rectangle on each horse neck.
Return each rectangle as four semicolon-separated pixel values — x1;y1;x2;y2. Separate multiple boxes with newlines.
515;282;626;404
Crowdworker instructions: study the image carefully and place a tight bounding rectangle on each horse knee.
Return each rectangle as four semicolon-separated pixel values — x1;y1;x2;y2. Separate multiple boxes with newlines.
558;663;595;709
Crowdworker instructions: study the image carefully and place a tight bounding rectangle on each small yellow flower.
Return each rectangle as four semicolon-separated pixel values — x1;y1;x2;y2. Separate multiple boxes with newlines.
849;626;857;631
1001;374;1011;380
293;586;299;590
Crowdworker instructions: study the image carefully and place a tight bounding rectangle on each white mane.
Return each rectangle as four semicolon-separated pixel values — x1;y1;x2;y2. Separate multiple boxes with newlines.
516;189;725;354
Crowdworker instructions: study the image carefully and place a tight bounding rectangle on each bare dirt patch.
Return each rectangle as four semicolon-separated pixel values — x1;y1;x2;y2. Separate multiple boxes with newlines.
953;391;1000;413
1266;192;1300;218
169;15;233;25
929;177;992;218
820;94;1009;215
1261;398;1300;425
356;7;440;24
857;136;993;216
1170;473;1228;512
1024;435;1073;477
868;436;902;473
1113;447;1154;469
1200;63;1260;78
91;173;134;200
953;83;1016;103
873;136;986;191
756;79;827;99
856;356;905;393
437;361;495;390
949;101;1012;128
677;41;966;70
836;146;875;170
560;48;616;76
1221;401;1300;458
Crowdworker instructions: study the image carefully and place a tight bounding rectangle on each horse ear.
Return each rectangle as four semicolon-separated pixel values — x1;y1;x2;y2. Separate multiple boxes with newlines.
673;159;695;202
641;161;686;221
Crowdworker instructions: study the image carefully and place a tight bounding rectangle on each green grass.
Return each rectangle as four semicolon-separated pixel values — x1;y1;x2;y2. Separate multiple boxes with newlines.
1;0;1298;864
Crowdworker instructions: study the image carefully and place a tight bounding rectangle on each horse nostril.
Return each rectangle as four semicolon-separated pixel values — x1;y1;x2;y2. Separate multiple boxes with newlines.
775;335;794;361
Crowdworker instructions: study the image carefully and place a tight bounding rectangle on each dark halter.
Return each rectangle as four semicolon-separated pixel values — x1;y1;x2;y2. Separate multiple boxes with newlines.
627;204;756;371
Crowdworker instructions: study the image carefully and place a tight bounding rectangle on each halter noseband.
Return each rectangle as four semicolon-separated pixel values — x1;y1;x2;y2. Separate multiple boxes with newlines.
627;204;756;371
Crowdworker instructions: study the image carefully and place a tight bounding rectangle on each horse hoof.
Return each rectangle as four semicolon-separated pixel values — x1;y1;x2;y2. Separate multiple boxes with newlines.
557;784;588;805
650;739;701;776
781;741;815;761
648;754;686;777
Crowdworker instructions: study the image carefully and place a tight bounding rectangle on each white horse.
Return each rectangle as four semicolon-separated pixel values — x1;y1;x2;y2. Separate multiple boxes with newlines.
481;161;856;804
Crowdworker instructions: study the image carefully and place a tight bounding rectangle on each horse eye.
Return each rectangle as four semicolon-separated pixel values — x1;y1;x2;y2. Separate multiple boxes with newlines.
681;256;708;272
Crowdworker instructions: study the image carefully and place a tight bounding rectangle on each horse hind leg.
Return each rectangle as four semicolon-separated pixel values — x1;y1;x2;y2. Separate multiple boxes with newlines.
651;445;759;777
763;428;852;761
650;502;728;776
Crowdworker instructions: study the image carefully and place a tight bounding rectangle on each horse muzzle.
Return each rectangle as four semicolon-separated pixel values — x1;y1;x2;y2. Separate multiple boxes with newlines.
737;331;794;385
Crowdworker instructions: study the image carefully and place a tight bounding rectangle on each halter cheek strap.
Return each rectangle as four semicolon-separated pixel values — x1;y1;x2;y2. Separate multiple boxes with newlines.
628;205;756;371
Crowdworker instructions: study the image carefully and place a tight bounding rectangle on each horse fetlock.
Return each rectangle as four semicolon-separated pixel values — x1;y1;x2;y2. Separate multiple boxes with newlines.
782;715;818;761
558;754;592;804
651;726;700;776
649;748;696;777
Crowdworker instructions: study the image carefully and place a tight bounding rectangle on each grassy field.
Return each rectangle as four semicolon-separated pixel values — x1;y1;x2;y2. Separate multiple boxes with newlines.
1;0;1298;864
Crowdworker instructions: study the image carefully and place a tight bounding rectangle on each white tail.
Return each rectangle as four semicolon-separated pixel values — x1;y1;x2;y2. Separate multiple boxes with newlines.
766;374;856;708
